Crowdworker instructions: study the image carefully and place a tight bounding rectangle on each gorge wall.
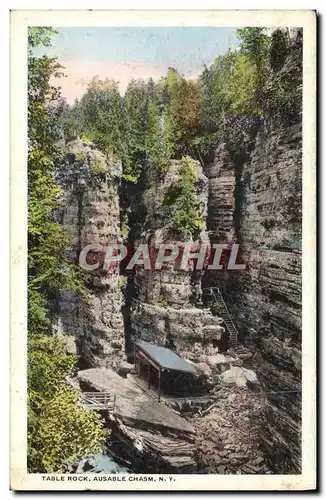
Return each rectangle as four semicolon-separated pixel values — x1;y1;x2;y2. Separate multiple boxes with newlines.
127;159;225;361
51;28;303;475
52;139;125;368
203;29;302;473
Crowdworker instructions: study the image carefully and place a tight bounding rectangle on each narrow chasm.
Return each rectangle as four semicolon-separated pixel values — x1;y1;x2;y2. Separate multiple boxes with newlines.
31;27;303;475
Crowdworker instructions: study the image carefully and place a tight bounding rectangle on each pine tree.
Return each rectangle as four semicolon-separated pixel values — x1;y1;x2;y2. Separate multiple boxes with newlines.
28;27;106;473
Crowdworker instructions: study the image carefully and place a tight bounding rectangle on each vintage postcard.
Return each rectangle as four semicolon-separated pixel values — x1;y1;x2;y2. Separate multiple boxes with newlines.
10;9;316;491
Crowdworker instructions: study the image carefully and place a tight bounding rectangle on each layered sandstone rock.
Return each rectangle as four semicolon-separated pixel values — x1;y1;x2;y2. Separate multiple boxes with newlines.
77;367;197;473
52;139;125;367
128;159;225;359
130;302;224;352
205;143;236;244
203;31;302;473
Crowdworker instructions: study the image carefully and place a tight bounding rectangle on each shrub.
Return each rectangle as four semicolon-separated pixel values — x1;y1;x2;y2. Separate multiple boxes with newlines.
28;383;107;472
27;334;107;472
163;156;204;240
90;158;108;176
76;151;87;162
119;275;128;290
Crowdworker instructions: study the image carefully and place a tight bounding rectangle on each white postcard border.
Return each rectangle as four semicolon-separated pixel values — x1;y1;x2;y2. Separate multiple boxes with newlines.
10;9;316;491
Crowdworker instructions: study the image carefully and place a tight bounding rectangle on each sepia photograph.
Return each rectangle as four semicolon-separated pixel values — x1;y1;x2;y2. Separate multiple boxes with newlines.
10;9;316;491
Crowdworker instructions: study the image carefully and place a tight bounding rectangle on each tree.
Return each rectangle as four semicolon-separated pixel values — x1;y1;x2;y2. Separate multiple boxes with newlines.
58;98;84;142
28;336;106;473
146;101;163;163
199;51;237;134
225;52;259;117
160;70;201;159
176;79;201;155
28;28;84;315
78;77;124;156
122;79;149;182
194;30;272;161
163;156;204;239
34;385;105;473
199;64;215;133
269;29;290;72
28;27;106;473
237;28;270;94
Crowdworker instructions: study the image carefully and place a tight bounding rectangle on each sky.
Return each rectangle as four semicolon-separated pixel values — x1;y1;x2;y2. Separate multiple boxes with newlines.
33;27;240;104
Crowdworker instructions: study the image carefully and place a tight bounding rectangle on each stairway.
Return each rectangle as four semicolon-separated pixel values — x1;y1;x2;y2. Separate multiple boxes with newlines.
202;287;238;346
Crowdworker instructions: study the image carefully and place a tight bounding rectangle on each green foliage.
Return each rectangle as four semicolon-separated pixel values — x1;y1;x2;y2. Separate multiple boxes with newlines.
28;27;58;51
90;158;108;176
63;67;202;178
77;77;124;156
155;294;169;308
146;101;163;163
166;67;182;93
237;27;271;94
225;53;259;117
58;27;295;187
27;333;107;473
28;27;105;473
122;79;149;182
159;70;201;159
163;156;204;239
28;28;84;296
119;275;128;291
28;335;77;402
68;77;151;184
199;51;236;133
120;212;130;240
196;28;273;160
199;46;261;129
76;151;87;162
28;288;50;335
28;383;107;473
122;172;138;183
269;29;290;72
170;79;201;157
81;134;92;144
262;30;301;124
67;67;202;179
58;98;85;141
191;132;219;164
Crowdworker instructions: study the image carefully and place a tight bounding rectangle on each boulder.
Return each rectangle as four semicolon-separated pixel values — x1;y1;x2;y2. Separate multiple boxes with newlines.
218;366;260;389
206;353;233;368
116;360;134;378
242;367;259;385
219;366;247;388
195;362;212;378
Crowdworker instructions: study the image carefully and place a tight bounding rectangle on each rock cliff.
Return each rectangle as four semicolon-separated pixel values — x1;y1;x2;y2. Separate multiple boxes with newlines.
128;159;225;357
52;139;125;368
76;367;197;473
203;29;302;473
51;29;303;475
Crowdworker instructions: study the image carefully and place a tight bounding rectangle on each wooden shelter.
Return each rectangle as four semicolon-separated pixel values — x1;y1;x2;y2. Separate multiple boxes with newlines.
134;340;197;402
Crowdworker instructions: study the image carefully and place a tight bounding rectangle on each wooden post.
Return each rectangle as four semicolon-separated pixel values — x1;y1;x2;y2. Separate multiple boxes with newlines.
158;368;161;402
148;363;151;390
